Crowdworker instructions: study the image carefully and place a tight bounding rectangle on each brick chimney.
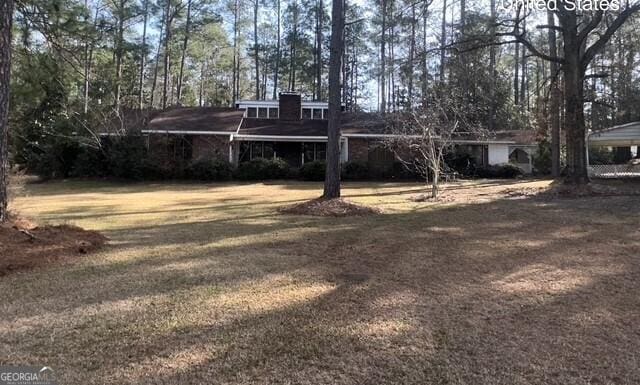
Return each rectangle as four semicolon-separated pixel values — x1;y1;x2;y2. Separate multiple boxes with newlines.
278;92;302;121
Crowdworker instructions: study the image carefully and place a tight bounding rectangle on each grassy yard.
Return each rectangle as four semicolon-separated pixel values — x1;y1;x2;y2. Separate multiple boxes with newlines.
2;179;640;384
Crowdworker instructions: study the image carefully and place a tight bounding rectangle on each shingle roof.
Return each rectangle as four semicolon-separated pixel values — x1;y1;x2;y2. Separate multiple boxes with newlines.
146;107;245;133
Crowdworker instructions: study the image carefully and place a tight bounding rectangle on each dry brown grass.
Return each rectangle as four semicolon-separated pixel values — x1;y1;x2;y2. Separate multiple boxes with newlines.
2;178;640;384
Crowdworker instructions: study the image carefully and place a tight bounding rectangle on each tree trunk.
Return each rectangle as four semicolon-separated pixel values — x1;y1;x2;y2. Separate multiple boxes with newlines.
408;3;415;108
316;0;323;100
324;0;344;199
177;0;192;105
488;0;496;130
138;0;148;110
380;0;386;113
420;0;428;107
253;0;260;100
563;46;588;184
0;0;13;222
162;0;173;109
273;0;281;99
439;0;446;82
514;40;520;105
232;0;239;103
114;0;125;112
547;10;561;177
150;9;165;109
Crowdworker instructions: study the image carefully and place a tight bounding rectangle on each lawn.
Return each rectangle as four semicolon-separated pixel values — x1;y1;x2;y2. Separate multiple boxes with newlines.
2;179;640;384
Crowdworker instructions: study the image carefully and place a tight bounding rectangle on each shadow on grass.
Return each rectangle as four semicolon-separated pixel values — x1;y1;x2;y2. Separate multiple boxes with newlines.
2;185;640;384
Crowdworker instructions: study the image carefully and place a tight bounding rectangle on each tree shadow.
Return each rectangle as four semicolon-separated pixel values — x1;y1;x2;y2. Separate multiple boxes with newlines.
2;187;639;384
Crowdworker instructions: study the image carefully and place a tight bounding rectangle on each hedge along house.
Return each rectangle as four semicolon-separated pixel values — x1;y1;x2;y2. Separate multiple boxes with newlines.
137;92;538;174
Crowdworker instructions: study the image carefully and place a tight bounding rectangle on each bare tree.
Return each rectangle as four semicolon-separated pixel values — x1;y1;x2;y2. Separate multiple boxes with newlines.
385;93;479;199
323;0;344;199
0;0;12;222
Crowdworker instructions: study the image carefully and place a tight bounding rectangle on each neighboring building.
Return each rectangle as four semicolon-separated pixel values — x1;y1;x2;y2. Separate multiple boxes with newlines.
126;92;537;174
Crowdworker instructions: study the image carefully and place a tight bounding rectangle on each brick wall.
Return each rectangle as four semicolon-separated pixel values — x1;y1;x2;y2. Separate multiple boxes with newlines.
279;93;302;121
348;138;369;162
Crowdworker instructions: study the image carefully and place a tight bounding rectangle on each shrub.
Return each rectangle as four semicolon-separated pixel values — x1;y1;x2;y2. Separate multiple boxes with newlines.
104;135;149;180
235;158;291;180
72;146;108;178
475;164;523;179
299;161;326;181
533;140;552;175
186;158;233;181
342;161;369;180
444;151;477;176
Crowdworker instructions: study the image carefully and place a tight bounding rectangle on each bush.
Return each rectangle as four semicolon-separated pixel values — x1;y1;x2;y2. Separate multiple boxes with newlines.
104;135;149;180
186;158;233;181
235;158;291;180
444;151;477;177
342;161;369;180
30;138;82;179
475;164;523;179
533;140;552;175
72;146;108;178
299;161;326;181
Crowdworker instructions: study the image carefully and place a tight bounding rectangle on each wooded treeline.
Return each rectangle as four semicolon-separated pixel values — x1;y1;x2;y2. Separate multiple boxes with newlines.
1;0;640;212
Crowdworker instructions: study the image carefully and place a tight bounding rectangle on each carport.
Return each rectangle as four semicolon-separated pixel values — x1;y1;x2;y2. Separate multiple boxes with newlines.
588;122;640;178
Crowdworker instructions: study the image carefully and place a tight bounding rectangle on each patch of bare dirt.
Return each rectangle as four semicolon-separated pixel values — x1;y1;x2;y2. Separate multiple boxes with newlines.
280;198;381;217
0;217;107;276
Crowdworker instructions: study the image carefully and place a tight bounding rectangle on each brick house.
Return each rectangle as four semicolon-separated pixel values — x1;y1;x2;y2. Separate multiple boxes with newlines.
134;92;537;174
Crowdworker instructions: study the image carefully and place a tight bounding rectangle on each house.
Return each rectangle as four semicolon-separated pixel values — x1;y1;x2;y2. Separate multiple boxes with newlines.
135;92;537;174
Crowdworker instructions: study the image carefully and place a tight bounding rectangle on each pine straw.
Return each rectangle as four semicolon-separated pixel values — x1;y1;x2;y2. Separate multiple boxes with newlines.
279;197;381;217
0;216;107;276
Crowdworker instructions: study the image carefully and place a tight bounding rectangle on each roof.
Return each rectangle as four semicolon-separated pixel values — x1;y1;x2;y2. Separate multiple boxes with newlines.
589;121;640;146
115;107;537;145
145;107;245;134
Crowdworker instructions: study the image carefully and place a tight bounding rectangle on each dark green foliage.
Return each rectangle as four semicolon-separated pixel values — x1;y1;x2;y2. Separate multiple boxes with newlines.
235;158;291;180
444;151;477;177
186;158;233;181
104;136;148;180
475;164;523;179
71;146;108;178
29;138;81;179
342;161;369;180
533;140;552;175
299;161;326;181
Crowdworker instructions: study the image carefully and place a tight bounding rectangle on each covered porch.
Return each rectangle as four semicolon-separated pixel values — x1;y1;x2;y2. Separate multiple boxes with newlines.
231;135;348;167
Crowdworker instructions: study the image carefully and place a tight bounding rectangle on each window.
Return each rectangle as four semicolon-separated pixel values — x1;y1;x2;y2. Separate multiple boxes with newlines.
247;107;257;118
263;142;274;159
252;142;264;158
258;107;268;118
313;108;322;120
239;142;251;162
268;108;279;119
323;109;329;119
315;142;326;161
303;143;315;163
302;108;312;119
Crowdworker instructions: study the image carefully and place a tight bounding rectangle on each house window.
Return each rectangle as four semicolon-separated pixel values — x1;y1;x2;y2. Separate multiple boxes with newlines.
323;109;329;119
268;108;278;119
247;107;257;118
313;108;322;120
303;143;315;163
251;142;264;158
315;142;326;160
258;107;268;118
263;142;274;159
302;108;312;119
